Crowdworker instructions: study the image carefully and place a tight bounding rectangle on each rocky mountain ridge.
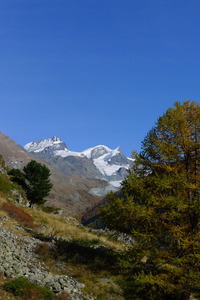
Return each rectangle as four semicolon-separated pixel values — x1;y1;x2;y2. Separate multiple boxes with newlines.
0;132;109;215
24;137;133;187
0;132;129;215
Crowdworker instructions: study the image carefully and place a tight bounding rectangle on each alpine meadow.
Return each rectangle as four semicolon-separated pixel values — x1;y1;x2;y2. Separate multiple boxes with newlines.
101;100;200;300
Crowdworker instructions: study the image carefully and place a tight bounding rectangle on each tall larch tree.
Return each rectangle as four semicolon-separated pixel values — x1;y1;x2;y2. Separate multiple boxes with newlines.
101;101;200;300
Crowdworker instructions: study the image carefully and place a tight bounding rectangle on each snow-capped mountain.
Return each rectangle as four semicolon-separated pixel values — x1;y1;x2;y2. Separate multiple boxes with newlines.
0;132;118;215
24;136;68;154
81;145;132;186
24;137;133;187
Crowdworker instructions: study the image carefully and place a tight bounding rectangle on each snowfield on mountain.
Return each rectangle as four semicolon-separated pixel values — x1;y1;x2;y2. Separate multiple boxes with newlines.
24;137;133;187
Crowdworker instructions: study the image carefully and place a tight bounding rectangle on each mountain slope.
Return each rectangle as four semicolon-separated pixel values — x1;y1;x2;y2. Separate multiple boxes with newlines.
0;132;31;168
24;137;133;187
0;132;114;215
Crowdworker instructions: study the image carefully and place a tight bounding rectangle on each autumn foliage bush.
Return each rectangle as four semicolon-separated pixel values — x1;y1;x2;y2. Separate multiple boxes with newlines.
1;202;36;229
56;293;71;300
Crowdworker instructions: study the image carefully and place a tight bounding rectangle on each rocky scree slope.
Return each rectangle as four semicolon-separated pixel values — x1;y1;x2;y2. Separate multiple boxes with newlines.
0;220;92;300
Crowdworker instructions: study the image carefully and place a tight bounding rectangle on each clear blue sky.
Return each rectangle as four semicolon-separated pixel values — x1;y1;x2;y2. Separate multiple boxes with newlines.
0;0;200;156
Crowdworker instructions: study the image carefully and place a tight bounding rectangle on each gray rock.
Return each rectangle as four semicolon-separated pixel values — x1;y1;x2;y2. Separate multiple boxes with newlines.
0;227;92;299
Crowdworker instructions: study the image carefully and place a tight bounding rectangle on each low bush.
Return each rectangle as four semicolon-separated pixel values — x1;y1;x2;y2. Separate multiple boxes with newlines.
35;243;52;261
3;277;55;300
1;202;36;229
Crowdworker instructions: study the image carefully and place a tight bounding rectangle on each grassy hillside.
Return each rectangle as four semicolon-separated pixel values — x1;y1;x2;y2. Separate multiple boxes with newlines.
0;163;128;300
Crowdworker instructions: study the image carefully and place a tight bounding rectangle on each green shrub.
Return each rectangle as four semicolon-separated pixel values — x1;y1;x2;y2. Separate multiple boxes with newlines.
3;276;55;300
8;168;27;190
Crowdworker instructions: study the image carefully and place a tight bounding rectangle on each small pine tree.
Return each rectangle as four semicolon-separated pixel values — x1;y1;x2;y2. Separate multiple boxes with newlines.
101;101;200;299
23;160;53;207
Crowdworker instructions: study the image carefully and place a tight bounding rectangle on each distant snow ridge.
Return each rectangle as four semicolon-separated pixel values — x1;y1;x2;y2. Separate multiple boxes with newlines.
83;145;131;178
24;137;133;187
24;136;67;153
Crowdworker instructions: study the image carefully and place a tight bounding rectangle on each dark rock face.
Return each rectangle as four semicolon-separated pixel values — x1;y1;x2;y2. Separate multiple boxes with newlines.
36;137;68;157
30;152;105;179
90;146;109;159
61;155;104;179
107;152;131;166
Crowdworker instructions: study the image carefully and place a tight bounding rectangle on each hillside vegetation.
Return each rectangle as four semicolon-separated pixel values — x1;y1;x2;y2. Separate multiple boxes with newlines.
0;100;199;300
0;157;127;300
101;101;200;300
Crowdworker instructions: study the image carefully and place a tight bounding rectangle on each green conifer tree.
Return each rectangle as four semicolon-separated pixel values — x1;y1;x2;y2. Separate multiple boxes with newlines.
101;101;200;300
8;168;27;190
23;160;53;207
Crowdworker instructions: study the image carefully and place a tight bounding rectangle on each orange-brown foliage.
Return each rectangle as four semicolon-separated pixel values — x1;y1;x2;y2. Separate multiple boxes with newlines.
35;243;51;261
1;202;36;229
22;288;43;300
57;292;71;300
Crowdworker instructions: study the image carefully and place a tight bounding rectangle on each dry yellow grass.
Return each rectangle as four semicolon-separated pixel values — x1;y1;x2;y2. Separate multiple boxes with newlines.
21;208;125;299
0;289;19;300
68;266;124;300
0;195;6;205
25;208;126;251
0;196;125;299
0;195;126;251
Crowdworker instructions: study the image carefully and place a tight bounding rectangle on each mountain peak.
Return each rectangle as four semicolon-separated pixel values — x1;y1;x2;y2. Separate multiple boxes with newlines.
23;137;133;187
82;145;111;159
116;146;121;152
24;137;68;153
52;136;61;142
